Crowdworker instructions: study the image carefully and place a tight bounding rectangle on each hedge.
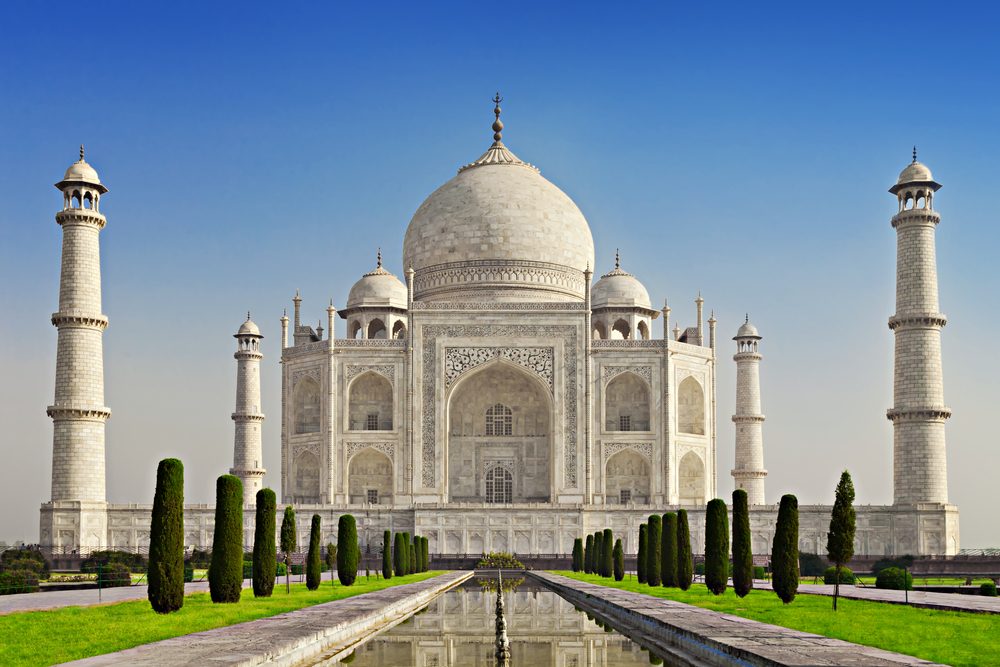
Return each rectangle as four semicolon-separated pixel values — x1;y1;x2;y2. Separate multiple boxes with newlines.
382;530;393;579
613;538;624;581
572;538;584;572
601;529;614;578
394;533;405;576
0;570;39;594
209;475;244;603
731;489;753;598
980;582;998;597
337;515;359;585
637;524;647;583
584;534;595;574
475;552;524;569
661;512;678;587
875;567;913;590
252;488;277;598
148;458;185;613
704;498;729;595
99;562;132;588
676;509;693;590
646;515;662;587
81;550;144;575
823;566;854;585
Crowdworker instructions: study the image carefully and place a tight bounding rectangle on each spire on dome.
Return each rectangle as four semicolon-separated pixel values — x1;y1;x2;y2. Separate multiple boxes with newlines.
492;92;503;142
600;249;632;278
363;248;393;277
458;93;538;173
377;247;382;269
913;145;918;163
615;248;620;270
80;144;85;161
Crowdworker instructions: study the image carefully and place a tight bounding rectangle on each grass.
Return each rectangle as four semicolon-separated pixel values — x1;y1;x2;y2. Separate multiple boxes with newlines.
0;571;441;667
553;571;1000;667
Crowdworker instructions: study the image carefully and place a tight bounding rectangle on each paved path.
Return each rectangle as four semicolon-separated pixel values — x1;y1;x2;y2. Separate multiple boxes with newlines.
796;582;1000;614
0;572;334;615
534;572;944;666
65;571;472;667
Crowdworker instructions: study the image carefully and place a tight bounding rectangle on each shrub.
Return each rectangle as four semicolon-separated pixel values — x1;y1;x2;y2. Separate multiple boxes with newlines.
572;538;584;572
275;561;287;576
337;515;359;585
209;474;244;603
753;565;766;580
694;562;705;575
646;515;662;587
771;494;799;604
872;555;915;576
148;458;185;613
613;538;624;581
99;562;132;588
81;550;144;575
326;542;337;575
475;552;524;569
279;505;296;594
1;548;50;580
824;566;855;585
661;513;678;587
252;488;276;598
394;533;405;576
799;553;826;577
704;498;729;595
382;530;393;579
980;582;997;597
188;548;212;568
0;570;39;594
584;535;595;574
306;515;322;590
731;489;753;598
637;525;647;584
875;567;913;590
676;509;693;591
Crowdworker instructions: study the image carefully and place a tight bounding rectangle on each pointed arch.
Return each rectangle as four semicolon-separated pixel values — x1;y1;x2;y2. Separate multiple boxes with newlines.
678;450;705;505
392;320;406;339
637;320;650;340
293;449;320;502
611;319;631;340
605;371;650;432
592;320;607;340
678;376;705;435
293;376;321;434
605;447;650;504
367;318;386;339
348;447;393;504
348;371;393;431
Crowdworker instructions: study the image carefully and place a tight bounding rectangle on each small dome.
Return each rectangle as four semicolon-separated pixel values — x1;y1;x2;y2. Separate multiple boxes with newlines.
591;253;652;310
345;252;407;311
735;317;760;339
237;316;261;337
56;146;108;193
897;160;933;186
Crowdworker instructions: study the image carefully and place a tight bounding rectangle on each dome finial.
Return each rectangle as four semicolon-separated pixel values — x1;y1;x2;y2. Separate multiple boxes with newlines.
492;92;504;143
912;145;918;163
745;313;749;324
247;311;251;321
615;248;620;270
377;247;382;268
79;144;85;161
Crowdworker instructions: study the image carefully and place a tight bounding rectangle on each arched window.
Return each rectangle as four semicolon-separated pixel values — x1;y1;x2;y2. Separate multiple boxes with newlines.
83;192;93;209
293;377;321;434
71;191;81;208
678;376;705;435
611;319;631;340
485;404;513;436
368;318;386;339
605;372;650;431
637;321;650;340
349;372;393;431
592;321;607;340
485;465;513;504
678;451;705;505
392;320;406;339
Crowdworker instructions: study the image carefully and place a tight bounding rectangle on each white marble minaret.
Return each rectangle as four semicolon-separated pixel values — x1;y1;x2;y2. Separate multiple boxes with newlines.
41;147;112;550
731;316;767;505
887;150;950;505
231;314;265;505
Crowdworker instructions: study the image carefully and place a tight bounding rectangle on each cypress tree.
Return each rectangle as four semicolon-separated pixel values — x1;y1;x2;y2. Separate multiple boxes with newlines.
337;514;359;585
572;538;584;572
676;509;693;591
148;458;184;613
252;488;277;598
209;474;244;603
661;512;678;587
613;538;624;581
403;532;412;575
593;531;602;573
772;494;800;604
422;536;430;571
306;515;322;590
637;524;648;583
280;505;296;594
326;543;337;579
732;489;753;598
827;470;856;611
393;532;405;576
382;530;393;579
646;515;662;586
601;529;613;578
584;534;595;574
704;498;729;595
409;538;416;574
414;536;423;572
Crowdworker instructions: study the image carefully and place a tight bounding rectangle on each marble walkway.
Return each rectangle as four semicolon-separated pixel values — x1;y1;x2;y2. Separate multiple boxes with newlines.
65;571;472;667
533;572;945;666
796;581;1000;614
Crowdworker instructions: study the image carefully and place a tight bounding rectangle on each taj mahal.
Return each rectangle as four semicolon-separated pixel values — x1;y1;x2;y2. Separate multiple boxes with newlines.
39;97;960;558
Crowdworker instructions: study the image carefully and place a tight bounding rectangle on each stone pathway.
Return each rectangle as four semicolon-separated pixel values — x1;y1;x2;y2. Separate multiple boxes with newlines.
796;582;1000;614
0;572;334;615
534;572;944;666
64;571;472;667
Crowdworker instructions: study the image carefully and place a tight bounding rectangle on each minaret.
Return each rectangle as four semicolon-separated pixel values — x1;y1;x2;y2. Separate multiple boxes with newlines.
887;150;950;505
47;147;111;509
731;316;767;505
231;313;266;505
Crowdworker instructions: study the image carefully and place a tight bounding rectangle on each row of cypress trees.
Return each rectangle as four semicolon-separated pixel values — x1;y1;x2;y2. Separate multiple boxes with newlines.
571;529;624;582
387;531;430;578
637;510;694;590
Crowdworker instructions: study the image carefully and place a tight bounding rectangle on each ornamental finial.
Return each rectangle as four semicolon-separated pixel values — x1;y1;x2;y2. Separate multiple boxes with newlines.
913;145;918;163
615;248;620;270
79;144;85;161
745;313;749;323
377;247;382;268
492;92;504;143
247;311;251;321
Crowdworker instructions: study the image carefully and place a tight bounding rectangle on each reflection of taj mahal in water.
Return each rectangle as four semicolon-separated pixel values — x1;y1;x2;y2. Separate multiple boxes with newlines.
40;100;959;557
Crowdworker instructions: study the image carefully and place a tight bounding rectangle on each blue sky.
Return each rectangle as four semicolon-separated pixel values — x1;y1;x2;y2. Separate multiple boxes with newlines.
1;1;998;547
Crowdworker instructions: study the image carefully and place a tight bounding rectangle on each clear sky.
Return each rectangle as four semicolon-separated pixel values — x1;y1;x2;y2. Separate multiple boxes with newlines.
1;1;997;548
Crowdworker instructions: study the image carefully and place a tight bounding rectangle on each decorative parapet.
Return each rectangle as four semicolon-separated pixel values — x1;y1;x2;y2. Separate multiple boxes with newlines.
886;406;952;422
46;405;112;420
888;313;948;330
51;311;109;329
411;301;588;311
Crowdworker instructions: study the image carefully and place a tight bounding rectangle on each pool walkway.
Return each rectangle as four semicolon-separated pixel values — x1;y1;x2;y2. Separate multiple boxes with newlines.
796;581;1000;614
533;572;944;666
0;572;336;615
64;571;472;667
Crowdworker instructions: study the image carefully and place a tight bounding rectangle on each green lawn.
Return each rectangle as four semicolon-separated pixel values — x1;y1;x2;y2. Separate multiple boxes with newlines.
0;571;440;667
553;571;1000;667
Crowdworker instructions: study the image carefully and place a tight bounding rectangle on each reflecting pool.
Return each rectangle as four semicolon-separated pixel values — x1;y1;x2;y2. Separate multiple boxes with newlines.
329;576;669;666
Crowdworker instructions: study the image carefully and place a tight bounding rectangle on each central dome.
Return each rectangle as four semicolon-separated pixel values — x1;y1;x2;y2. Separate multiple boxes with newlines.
402;111;594;303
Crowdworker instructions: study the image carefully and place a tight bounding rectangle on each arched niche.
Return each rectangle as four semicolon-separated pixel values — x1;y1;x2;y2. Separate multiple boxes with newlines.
368;318;387;339
605;448;650;504
637;320;650;340
293;449;320;503
605;371;650;432
611;319;631;340
392;320;406;339
446;361;551;503
592;321;607;340
349;320;363;339
293;377;321;434
348;448;393;505
678;451;705;505
677;376;705;435
348;372;393;431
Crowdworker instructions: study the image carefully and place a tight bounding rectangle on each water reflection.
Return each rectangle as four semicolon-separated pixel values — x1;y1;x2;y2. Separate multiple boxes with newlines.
334;576;667;666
